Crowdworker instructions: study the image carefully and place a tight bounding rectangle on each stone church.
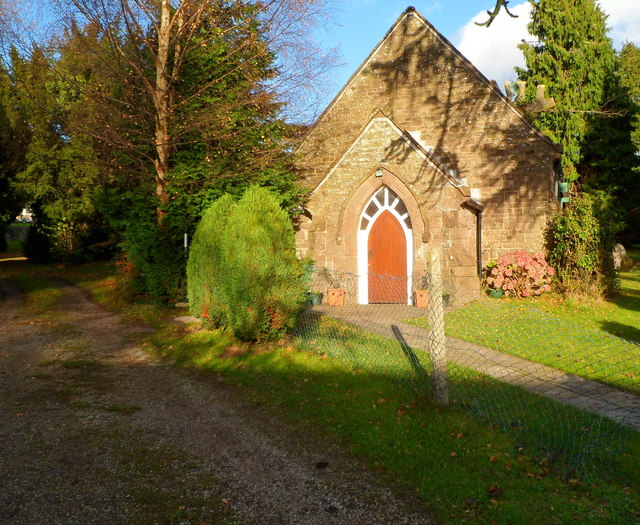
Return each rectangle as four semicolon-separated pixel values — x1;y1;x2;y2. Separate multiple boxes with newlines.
294;6;561;303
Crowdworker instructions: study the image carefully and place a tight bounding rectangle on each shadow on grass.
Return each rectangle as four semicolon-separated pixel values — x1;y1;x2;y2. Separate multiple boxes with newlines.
608;268;640;318
292;310;637;478
1;268;63;314
153;318;640;524
391;324;429;385
598;320;640;343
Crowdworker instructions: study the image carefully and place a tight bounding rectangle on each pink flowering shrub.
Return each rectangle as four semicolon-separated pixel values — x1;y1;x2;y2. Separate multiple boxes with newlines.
484;250;555;298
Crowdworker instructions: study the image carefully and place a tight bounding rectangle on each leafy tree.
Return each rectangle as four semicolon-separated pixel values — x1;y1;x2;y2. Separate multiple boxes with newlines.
619;43;640;152
82;2;306;298
48;0;335;218
31;0;335;298
514;0;640;290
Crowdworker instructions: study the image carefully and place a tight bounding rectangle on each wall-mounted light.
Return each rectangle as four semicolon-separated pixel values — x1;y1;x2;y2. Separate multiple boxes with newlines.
375;168;383;177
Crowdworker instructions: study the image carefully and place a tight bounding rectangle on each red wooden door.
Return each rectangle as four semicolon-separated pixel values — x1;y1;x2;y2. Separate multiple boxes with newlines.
368;210;407;303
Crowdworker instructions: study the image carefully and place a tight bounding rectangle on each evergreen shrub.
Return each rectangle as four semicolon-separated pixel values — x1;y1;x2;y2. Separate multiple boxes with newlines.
545;191;622;296
22;224;52;263
121;210;187;301
187;186;307;341
0;223;7;252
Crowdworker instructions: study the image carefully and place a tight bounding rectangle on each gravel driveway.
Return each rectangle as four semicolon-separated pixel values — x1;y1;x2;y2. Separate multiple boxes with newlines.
0;274;436;524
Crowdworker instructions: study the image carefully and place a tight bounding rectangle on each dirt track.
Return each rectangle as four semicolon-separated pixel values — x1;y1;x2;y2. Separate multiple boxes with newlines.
0;271;435;524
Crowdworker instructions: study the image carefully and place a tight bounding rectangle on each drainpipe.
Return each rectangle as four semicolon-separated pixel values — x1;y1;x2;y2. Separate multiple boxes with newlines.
463;198;485;280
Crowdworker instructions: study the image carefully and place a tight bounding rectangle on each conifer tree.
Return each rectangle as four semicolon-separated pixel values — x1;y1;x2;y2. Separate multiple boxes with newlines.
517;0;617;182
619;43;640;154
616;42;640;241
0;62;27;241
7;44;104;262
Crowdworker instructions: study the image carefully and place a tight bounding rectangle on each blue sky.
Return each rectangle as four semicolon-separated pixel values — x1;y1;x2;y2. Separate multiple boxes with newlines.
317;0;640;107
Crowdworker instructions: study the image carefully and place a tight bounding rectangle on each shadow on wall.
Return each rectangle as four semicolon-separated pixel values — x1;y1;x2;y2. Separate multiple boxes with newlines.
367;15;558;247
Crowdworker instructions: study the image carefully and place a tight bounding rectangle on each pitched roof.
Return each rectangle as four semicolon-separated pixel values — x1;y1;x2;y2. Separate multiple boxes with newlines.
299;6;560;155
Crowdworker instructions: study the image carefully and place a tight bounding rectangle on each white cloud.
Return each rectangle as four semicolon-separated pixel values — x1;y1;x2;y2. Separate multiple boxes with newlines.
601;0;640;45
454;1;640;89
455;2;532;86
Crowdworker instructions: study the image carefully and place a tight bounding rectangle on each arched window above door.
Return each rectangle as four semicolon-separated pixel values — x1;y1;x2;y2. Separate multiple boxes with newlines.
359;186;412;231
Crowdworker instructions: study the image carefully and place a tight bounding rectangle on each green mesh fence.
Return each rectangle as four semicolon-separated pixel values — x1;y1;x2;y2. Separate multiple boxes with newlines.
293;267;640;475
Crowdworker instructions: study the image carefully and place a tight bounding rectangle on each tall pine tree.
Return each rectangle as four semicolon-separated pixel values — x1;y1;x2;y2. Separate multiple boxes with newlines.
616;42;640;241
517;0;617;182
0;63;28;249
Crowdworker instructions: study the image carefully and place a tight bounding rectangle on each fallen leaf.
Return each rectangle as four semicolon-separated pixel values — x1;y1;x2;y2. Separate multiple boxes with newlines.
450;452;457;457
568;479;580;487
490;455;498;463
488;485;503;498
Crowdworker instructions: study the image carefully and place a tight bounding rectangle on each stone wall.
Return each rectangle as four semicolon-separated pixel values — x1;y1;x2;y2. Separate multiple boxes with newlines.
295;10;560;295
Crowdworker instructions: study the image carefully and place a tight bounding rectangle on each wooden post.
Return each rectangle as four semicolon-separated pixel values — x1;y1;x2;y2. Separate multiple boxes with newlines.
427;250;449;404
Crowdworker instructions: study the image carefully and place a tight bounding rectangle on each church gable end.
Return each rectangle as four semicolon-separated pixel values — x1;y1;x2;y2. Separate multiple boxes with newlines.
295;6;560;298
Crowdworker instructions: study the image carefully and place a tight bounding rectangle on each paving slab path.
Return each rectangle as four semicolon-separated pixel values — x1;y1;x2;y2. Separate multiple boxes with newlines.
0;273;436;525
313;304;640;431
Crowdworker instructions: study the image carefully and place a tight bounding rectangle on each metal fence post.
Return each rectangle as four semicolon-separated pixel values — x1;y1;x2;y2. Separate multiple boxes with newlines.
427;250;449;404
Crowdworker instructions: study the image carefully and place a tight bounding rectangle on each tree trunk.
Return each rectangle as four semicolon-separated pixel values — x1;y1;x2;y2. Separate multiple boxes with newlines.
154;0;172;221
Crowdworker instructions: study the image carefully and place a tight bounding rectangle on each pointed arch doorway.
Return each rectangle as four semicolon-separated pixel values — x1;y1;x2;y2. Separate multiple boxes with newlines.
357;186;413;304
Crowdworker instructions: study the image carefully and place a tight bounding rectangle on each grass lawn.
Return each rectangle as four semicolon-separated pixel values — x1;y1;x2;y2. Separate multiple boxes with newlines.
531;252;640;343
153;325;640;524
406;260;640;395
2;259;639;524
295;313;630;470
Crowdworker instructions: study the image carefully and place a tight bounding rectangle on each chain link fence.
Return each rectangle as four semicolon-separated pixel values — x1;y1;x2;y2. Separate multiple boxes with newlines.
293;267;640;474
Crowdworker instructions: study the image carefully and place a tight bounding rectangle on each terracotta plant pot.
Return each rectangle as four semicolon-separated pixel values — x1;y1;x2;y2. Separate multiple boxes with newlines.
327;288;345;306
413;290;429;308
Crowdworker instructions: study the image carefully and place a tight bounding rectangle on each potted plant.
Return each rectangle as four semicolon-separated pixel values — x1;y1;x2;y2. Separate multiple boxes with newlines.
442;291;451;307
319;268;345;306
306;290;323;306
489;288;503;299
413;289;429;308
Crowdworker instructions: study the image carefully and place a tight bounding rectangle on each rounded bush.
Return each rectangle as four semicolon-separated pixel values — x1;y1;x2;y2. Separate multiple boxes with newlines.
187;186;307;341
485;250;555;298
